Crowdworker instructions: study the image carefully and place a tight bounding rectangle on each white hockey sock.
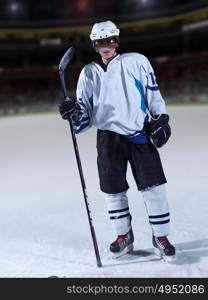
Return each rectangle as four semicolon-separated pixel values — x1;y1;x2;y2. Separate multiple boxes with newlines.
141;184;170;237
104;190;131;236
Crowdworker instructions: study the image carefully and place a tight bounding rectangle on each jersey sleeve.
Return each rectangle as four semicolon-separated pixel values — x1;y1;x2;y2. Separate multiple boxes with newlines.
140;55;166;116
73;66;94;134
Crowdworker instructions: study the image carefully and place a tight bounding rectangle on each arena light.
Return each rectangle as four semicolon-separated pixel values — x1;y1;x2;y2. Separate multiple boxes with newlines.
10;3;19;12
182;19;208;32
9;2;22;13
8;1;26;17
40;38;62;46
77;0;88;11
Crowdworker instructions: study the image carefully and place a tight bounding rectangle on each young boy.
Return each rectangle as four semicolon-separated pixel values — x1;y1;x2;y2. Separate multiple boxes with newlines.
59;20;175;260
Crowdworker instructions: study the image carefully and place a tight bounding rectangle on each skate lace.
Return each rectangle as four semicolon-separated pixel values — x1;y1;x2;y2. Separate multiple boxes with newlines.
157;237;172;249
115;235;128;246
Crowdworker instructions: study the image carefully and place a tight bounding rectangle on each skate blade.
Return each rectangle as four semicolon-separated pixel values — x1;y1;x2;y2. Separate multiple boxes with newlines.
163;254;176;263
154;247;176;263
110;244;134;259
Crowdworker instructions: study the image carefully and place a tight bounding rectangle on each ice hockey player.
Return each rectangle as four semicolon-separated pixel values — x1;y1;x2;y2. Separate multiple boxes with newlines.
59;20;176;261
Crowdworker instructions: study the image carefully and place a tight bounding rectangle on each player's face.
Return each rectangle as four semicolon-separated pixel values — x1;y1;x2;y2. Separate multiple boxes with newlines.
99;47;116;60
94;37;118;60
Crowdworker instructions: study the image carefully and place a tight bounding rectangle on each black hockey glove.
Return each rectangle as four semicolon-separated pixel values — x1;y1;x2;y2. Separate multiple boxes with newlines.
149;114;171;148
59;97;83;122
59;97;76;120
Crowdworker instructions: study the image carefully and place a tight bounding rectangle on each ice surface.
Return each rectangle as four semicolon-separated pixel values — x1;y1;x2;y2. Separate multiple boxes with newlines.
0;105;208;277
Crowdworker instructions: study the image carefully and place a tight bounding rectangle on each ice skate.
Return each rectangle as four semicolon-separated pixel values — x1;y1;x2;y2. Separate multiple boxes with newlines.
110;229;134;259
153;235;176;262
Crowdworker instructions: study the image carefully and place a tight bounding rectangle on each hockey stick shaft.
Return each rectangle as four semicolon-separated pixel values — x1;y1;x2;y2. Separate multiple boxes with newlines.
59;47;102;267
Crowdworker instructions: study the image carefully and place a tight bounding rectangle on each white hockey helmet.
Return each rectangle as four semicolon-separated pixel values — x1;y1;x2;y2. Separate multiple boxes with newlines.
90;20;120;41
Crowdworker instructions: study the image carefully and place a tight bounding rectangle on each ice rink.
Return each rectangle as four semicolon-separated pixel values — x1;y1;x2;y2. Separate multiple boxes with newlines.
0;105;208;278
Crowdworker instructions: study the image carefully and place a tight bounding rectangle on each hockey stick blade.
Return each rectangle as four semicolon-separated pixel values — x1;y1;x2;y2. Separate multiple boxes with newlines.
59;47;75;99
59;46;75;73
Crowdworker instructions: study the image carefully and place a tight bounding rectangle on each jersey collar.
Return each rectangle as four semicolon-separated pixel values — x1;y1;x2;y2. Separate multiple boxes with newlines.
94;53;120;72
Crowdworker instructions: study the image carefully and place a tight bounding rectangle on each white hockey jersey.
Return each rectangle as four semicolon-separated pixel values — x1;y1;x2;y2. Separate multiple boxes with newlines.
73;52;166;143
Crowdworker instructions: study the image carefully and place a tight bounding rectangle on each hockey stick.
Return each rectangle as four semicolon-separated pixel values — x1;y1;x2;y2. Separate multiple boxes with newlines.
58;47;102;268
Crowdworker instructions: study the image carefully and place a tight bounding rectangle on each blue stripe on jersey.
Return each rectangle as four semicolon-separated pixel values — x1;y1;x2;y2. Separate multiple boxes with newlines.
123;113;149;144
89;95;93;109
147;85;159;91
74;116;89;127
124;133;148;144
77;98;85;108
150;72;156;85
74;119;90;133
134;77;147;113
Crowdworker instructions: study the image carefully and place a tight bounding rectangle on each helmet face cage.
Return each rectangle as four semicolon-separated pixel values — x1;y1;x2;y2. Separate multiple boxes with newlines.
92;36;119;51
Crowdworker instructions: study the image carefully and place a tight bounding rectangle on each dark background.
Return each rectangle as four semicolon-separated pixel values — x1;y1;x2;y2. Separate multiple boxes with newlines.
0;0;208;114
